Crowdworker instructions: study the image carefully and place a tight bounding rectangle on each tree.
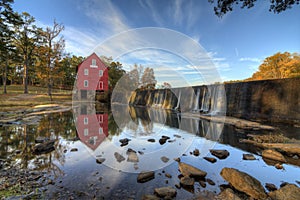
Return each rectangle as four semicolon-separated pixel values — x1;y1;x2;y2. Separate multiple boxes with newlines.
140;67;157;89
39;20;65;100
208;0;300;17
108;61;126;90
249;52;300;80
0;0;20;93
13;12;40;94
100;56;126;90
56;54;84;89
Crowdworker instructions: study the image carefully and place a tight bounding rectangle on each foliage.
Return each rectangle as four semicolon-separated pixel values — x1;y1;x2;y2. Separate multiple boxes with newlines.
35;20;65;100
13;12;40;93
209;0;300;17
127;64;157;90
248;52;300;80
0;0;21;93
140;67;157;89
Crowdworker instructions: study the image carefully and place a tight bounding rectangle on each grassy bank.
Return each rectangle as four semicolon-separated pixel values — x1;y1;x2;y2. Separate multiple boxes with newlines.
0;85;72;112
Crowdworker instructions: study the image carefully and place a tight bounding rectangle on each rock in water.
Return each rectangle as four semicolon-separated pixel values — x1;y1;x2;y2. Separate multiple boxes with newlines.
203;157;217;163
142;195;160;200
215;188;242;200
114;152;125;162
96;158;105;164
265;183;277;191
268;184;300;200
33;140;55;154
180;176;195;187
119;138;130;147
178;162;207;178
127;149;139;162
161;156;169;163
193;149;200;156
220;167;267;199
262;149;286;163
137;171;155;183
154;186;177;198
210;149;230;159
243;153;256;160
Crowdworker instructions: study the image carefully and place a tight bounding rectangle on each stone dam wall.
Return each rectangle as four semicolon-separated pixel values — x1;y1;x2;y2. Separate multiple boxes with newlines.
128;78;300;125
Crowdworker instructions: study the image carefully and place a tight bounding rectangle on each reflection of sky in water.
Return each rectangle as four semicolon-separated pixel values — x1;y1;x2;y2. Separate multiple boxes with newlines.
1;110;300;199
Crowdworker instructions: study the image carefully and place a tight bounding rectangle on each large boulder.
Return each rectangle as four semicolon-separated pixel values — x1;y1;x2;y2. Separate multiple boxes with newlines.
220;167;267;199
268;184;300;200
178;162;207;178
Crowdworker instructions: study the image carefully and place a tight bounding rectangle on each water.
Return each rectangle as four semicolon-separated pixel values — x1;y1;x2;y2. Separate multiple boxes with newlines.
0;107;299;199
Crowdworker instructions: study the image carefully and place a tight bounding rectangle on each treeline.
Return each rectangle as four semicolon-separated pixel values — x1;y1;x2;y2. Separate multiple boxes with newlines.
247;52;300;81
0;0;87;96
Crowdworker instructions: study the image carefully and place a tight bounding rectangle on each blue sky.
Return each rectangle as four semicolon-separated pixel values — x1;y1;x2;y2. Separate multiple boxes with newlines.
13;0;300;86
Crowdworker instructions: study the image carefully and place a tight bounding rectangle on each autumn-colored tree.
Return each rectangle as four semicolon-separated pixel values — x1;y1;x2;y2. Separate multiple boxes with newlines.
249;52;300;80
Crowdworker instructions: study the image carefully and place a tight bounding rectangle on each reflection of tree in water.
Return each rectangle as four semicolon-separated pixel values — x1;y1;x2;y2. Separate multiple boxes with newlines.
0;111;77;176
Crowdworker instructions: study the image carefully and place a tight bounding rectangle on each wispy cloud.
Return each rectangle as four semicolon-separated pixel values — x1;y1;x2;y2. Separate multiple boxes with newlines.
61;0;132;56
239;57;262;63
138;0;164;26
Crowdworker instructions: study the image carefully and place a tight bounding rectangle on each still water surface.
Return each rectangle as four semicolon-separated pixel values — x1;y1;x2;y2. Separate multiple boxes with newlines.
0;107;299;199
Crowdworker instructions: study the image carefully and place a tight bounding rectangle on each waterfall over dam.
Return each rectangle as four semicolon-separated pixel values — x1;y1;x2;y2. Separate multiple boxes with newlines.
128;78;300;125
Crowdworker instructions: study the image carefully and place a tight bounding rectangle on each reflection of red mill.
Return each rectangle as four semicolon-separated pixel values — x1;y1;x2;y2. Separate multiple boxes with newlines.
76;113;108;151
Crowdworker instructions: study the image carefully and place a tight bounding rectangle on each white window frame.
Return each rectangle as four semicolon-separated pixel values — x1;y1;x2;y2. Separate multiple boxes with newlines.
99;70;103;77
84;128;89;136
92;59;96;66
84;117;88;125
84;80;88;87
84;69;89;75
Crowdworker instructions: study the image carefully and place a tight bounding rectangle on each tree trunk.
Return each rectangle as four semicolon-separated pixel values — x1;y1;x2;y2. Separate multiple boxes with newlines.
23;57;28;94
3;60;8;94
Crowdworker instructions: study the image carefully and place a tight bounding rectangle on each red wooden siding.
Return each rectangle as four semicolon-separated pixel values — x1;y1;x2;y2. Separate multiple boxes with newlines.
76;53;108;91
